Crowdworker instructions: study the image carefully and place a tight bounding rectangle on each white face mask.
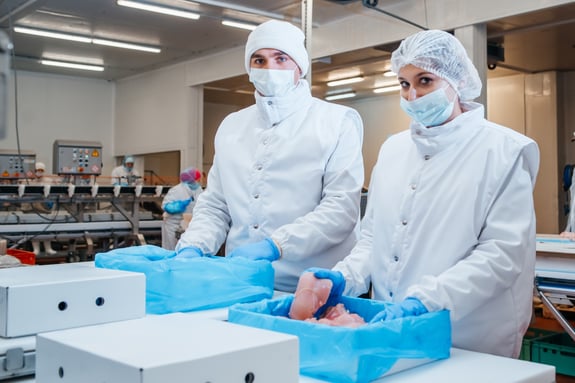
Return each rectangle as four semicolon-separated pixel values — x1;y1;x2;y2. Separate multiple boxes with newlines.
249;68;296;97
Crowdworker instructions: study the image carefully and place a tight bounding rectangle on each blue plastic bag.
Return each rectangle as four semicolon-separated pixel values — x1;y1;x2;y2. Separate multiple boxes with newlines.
95;245;274;314
228;295;451;383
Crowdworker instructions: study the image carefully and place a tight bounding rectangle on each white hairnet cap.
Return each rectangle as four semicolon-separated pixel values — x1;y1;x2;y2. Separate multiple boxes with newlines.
391;30;482;101
244;20;309;76
35;162;46;171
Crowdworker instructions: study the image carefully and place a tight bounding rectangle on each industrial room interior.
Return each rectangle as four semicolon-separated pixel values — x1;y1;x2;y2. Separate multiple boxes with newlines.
0;0;575;382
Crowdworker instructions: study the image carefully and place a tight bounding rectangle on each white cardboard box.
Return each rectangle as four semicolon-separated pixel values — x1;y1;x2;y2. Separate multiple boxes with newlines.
36;313;299;383
0;262;145;337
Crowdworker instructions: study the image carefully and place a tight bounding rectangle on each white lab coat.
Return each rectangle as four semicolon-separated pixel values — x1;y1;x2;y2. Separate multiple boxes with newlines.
334;102;539;358
110;165;141;185
177;80;364;292
161;182;203;250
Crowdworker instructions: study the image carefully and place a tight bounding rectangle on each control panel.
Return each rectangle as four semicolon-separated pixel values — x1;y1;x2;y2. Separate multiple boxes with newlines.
53;140;102;175
0;149;35;179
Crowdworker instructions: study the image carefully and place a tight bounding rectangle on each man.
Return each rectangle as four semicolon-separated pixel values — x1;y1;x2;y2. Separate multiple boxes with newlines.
110;155;141;185
176;20;364;292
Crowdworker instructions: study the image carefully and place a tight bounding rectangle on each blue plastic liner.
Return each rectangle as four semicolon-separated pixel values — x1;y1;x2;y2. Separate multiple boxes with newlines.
95;245;274;314
228;295;451;383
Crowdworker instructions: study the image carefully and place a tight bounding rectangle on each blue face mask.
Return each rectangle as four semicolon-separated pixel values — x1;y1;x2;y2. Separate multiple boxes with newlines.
400;86;455;127
187;182;200;190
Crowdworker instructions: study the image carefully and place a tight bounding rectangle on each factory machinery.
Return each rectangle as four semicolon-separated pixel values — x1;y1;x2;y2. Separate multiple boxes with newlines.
0;141;170;263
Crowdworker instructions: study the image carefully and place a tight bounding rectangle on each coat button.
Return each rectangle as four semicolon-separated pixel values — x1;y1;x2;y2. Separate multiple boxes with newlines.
424;155;431;160
402;220;407;225
253;224;259;229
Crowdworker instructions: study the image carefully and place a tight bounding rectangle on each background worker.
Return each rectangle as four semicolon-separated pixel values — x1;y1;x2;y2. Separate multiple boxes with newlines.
161;167;203;250
110;155;141;185
306;29;539;358
176;20;364;292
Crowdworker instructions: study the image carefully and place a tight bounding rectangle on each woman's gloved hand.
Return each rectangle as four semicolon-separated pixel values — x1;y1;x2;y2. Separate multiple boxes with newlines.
227;238;280;262
369;297;428;323
305;267;345;317
176;246;204;259
164;199;192;214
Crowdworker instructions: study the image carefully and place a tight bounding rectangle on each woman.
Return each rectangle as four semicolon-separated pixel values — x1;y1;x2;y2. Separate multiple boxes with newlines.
306;29;540;358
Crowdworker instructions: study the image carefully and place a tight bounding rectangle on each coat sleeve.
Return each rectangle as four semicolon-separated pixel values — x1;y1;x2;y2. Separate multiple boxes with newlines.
271;111;364;260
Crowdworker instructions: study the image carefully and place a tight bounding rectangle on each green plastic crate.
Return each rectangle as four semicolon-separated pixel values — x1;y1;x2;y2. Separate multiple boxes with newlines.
531;332;575;376
520;328;559;361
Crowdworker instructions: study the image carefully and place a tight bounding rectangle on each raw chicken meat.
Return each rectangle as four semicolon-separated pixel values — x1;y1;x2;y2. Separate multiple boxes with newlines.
306;303;366;328
289;271;333;320
289;272;367;327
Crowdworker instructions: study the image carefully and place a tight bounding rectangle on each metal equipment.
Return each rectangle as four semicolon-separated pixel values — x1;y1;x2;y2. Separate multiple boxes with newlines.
52;140;102;185
0;184;170;261
0;150;35;181
535;236;575;341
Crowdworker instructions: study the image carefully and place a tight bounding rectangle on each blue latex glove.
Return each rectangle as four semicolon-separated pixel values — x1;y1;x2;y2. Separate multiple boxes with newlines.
369;297;428;323
176;246;204;259
305;267;345;317
227;238;280;262
164;199;192;214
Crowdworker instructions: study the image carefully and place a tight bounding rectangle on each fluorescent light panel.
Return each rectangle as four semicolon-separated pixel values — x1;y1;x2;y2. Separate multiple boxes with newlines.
327;76;364;87
373;85;401;94
15;26;161;53
117;0;200;20
92;39;160;53
41;60;104;72
14;26;91;43
221;20;257;31
383;70;396;77
325;92;356;101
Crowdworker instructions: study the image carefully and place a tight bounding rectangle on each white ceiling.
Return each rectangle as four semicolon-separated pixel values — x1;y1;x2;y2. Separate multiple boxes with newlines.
1;0;575;103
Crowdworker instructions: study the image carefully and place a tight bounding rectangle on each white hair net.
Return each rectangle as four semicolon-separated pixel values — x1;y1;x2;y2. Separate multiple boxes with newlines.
391;30;482;101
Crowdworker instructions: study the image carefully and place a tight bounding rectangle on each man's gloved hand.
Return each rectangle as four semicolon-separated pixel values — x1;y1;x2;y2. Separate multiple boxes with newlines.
369;297;428;323
164;199;192;214
227;238;280;262
176;246;204;259
305;267;345;317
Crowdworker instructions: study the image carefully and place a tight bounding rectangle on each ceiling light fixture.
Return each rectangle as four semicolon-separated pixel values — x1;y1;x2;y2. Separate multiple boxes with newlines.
15;26;161;53
221;20;257;31
40;59;104;72
14;26;91;43
117;0;200;20
325;92;356;101
327;76;364;87
373;85;401;94
92;39;161;53
383;70;396;77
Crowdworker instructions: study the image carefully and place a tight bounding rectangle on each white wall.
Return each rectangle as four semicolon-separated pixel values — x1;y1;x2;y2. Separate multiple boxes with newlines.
1;70;115;174
344;93;410;187
203;102;242;174
115;63;203;172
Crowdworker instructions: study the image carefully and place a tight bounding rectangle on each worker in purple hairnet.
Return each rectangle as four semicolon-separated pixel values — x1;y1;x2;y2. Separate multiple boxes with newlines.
161;167;203;250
